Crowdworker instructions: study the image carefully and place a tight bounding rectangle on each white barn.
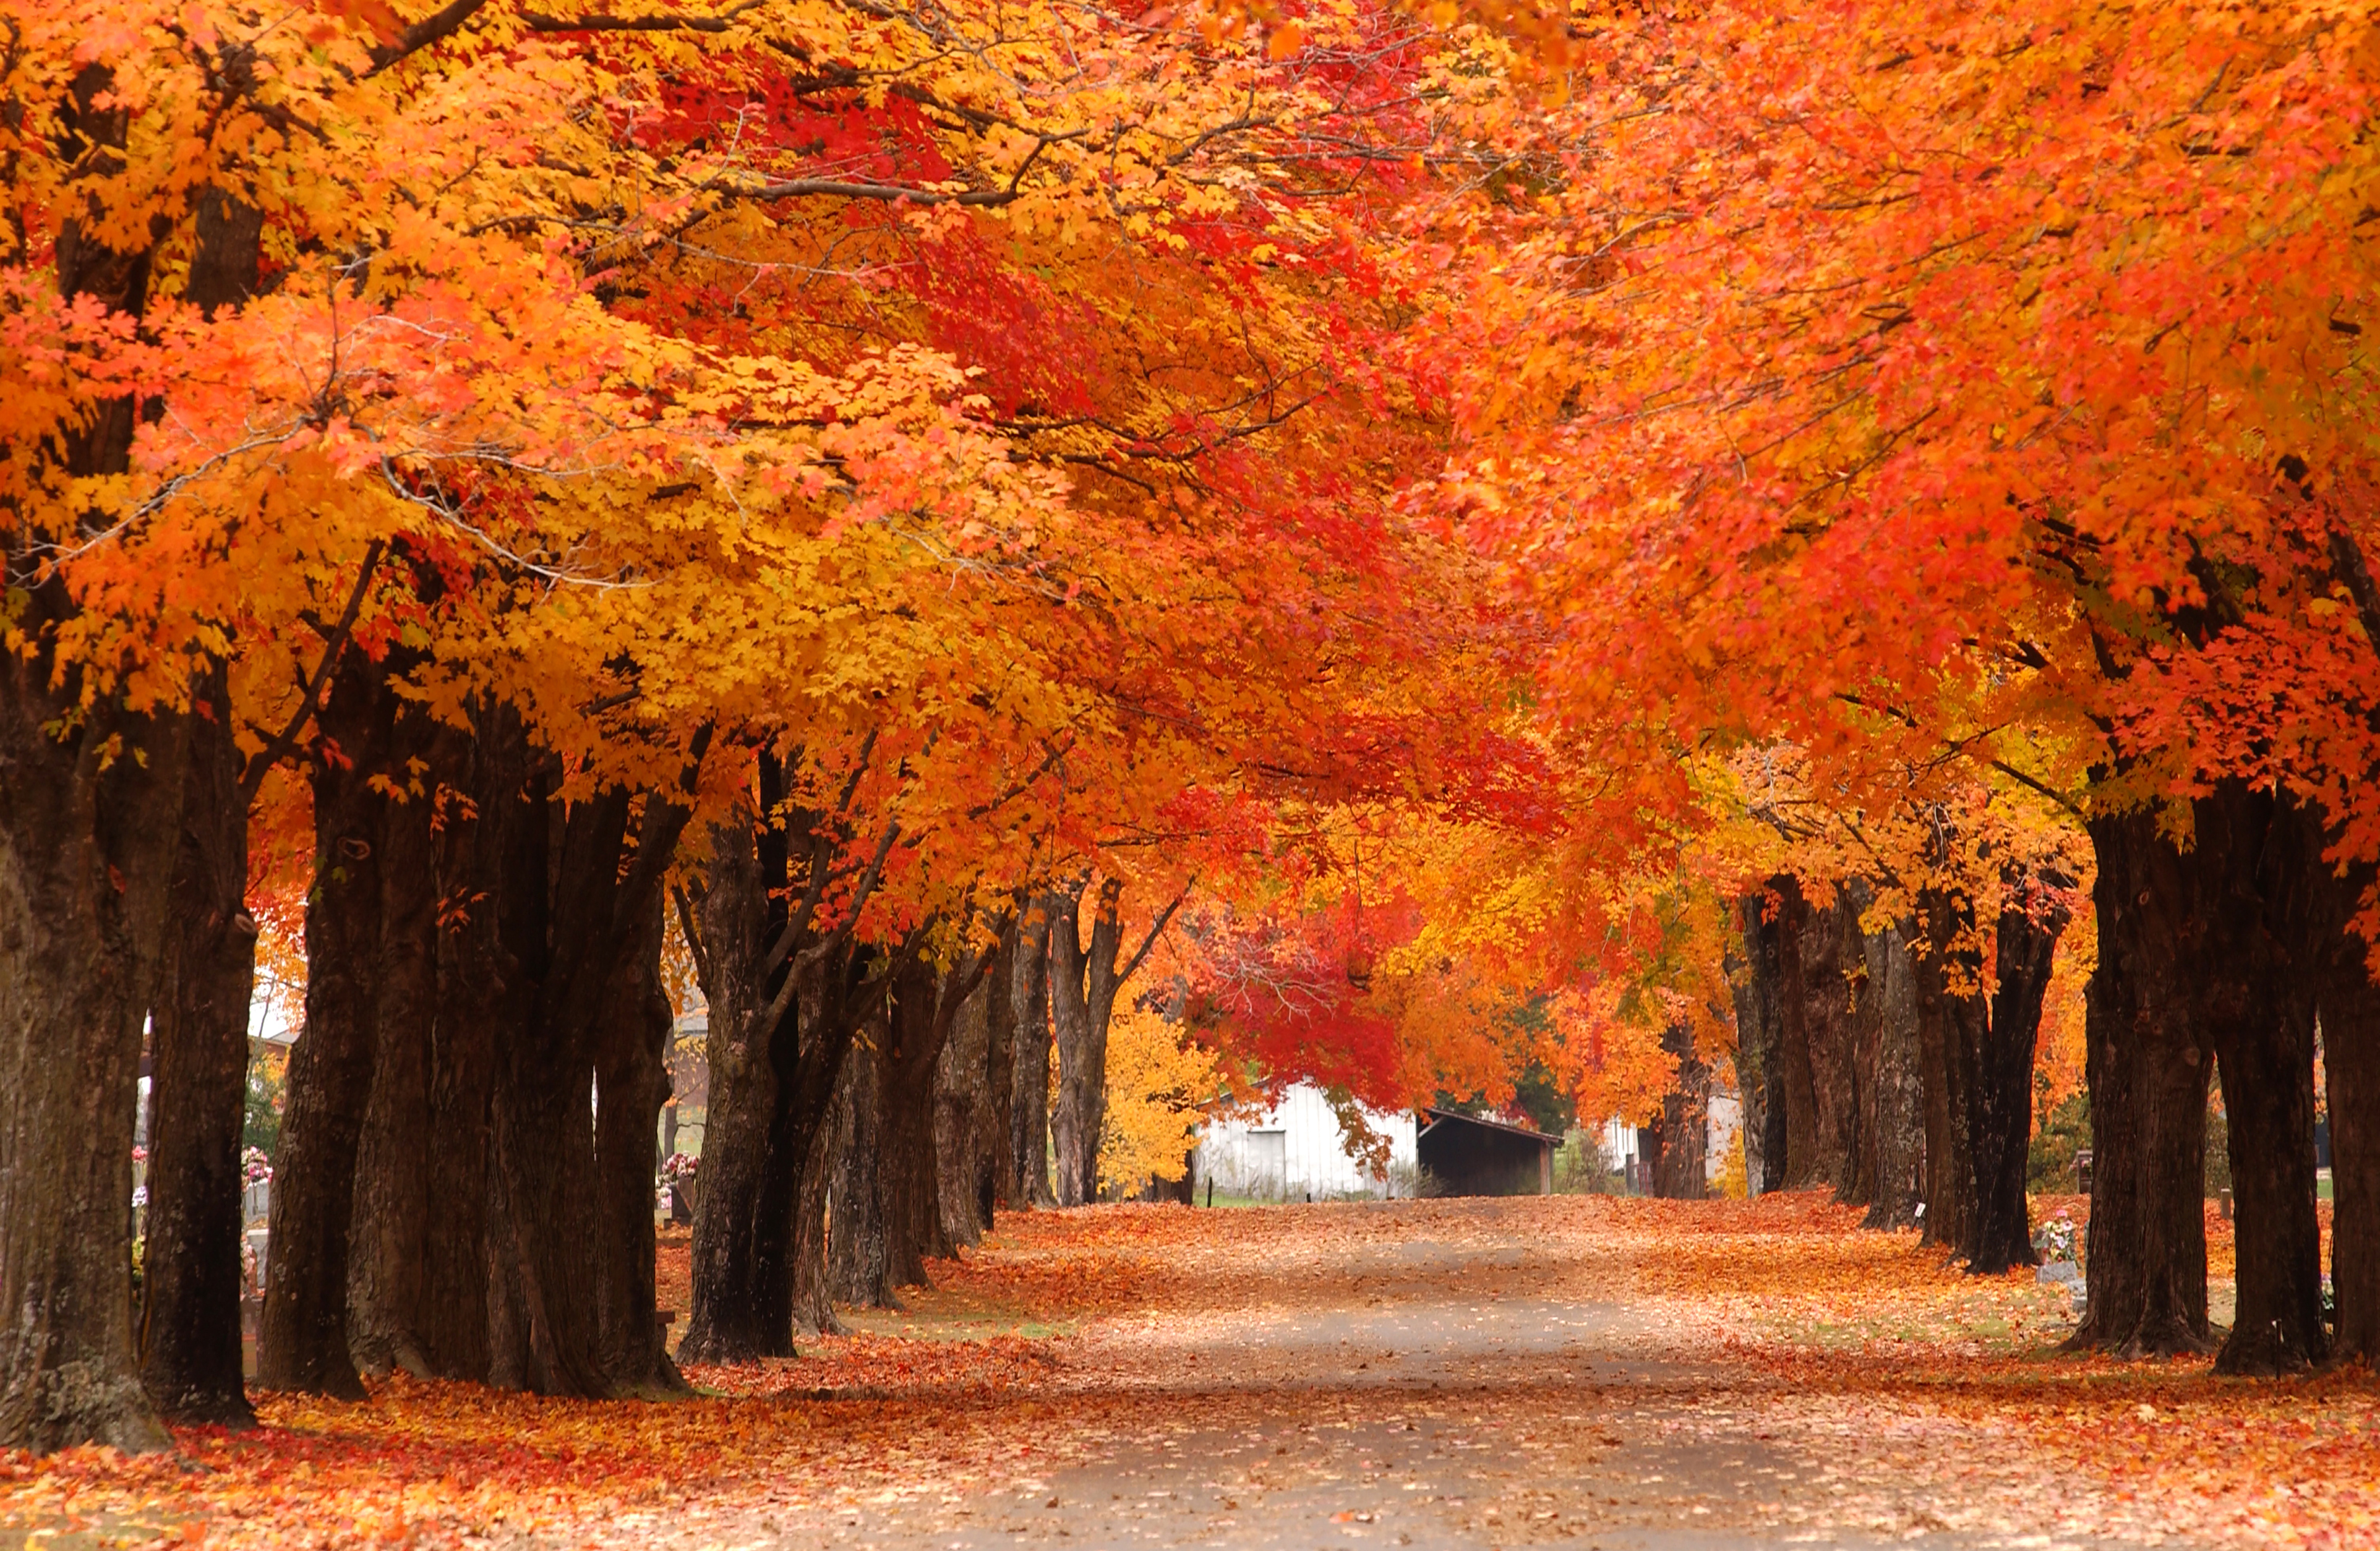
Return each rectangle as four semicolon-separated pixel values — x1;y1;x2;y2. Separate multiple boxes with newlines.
1193;1084;1418;1200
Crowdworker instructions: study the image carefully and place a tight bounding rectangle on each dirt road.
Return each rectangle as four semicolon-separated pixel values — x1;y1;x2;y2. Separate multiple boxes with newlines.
727;1198;2198;1551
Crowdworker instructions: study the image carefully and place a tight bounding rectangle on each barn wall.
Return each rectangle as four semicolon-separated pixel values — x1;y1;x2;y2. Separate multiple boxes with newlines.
1196;1085;1418;1199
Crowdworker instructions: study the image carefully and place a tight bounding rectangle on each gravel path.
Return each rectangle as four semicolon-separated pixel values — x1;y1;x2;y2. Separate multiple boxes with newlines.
752;1203;2193;1551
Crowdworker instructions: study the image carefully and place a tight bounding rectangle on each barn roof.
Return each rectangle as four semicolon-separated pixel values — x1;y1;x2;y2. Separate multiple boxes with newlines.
1417;1106;1562;1147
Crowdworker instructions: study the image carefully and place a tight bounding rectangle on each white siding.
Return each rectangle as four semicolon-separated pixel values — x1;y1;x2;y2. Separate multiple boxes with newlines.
1194;1084;1418;1200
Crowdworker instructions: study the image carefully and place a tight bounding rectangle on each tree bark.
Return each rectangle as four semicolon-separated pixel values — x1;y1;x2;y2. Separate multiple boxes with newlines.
487;775;697;1398
592;891;689;1397
935;974;994;1249
1912;883;1982;1255
1051;881;1127;1205
135;187;268;1429
1729;893;1787;1197
258;656;391;1398
983;933;1019;1213
1647;1024;1708;1199
2319;902;2380;1365
345;717;441;1381
680;754;890;1361
881;957;959;1289
2192;782;2327;1375
678;813;801;1359
1;70;186;1452
1965;875;2067;1273
0;686;184;1452
416;711;516;1382
1774;879;1857;1193
788;1048;844;1338
1858;923;1924;1231
831;1025;894;1308
1010;900;1056;1207
2068;805;2215;1359
2298;793;2380;1366
138;666;258;1426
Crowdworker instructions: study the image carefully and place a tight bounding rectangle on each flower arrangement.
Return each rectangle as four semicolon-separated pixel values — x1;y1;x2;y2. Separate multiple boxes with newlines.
241;1147;274;1187
2035;1207;2079;1265
661;1152;699;1185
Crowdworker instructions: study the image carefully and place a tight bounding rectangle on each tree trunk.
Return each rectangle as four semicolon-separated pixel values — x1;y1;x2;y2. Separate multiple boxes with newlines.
1775;879;1857;1192
788;1057;844;1337
0;74;201;1448
2192;783;2326;1375
592;891;689;1397
1010;900;1056;1207
1729;893;1787;1196
678;815;801;1360
0;681;184;1452
2068;806;2214;1358
1912;883;1982;1255
416;713;516;1382
130;193;268;1431
881;958;957;1289
832;1025;894;1308
983;934;1019;1213
679;763;883;1362
138;667;258;1426
2301;795;2380;1367
258;658;391;1399
2321;918;2380;1366
1858;923;1924;1231
1966;875;2066;1273
935;974;994;1250
1051;881;1127;1205
346;721;440;1381
1648;1024;1708;1199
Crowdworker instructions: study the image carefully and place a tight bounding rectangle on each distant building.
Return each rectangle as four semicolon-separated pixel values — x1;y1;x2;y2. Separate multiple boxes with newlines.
1417;1107;1560;1197
1195;1084;1419;1199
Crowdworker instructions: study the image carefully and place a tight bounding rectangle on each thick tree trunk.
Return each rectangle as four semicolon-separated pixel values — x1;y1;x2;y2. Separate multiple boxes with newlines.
983;934;1019;1213
592;891;689;1397
138;668;258;1426
935;975;994;1249
1774;879;1858;1192
1;79;200;1449
0;683;184;1452
132;195;268;1431
832;1027;894;1308
680;765;881;1361
881;959;957;1289
1858;924;1924;1231
1647;1024;1708;1199
1729;893;1787;1197
1913;883;1983;1255
2303;795;2380;1367
2322;921;2380;1366
1010;900;1056;1207
258;660;391;1398
2192;783;2326;1375
1965;878;2065;1274
1051;881;1127;1205
416;714;515;1381
789;1060;844;1338
678;815;801;1360
346;725;440;1381
2069;806;2214;1359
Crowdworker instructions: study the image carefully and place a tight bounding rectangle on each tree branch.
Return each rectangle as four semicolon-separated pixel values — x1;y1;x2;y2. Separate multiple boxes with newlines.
237;538;385;802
